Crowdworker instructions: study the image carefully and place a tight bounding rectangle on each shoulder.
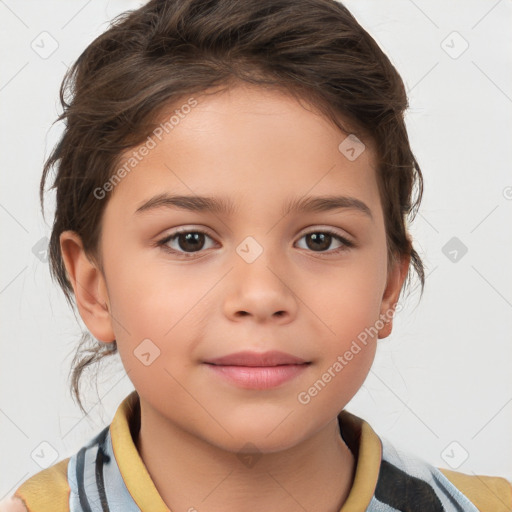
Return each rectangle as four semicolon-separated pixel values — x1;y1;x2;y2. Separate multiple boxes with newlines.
376;436;512;511
3;457;71;512
439;467;512;512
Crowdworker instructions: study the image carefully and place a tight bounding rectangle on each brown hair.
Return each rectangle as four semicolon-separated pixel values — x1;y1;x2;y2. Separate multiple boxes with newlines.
41;0;425;415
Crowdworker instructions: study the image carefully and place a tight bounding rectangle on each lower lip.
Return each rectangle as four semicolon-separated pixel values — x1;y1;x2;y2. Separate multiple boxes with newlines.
204;363;309;390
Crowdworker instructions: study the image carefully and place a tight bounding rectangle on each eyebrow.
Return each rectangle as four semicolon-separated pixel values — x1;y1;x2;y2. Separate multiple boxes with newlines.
134;193;373;220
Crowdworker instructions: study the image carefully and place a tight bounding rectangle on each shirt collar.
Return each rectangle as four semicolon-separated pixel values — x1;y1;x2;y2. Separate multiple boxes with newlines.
110;391;382;512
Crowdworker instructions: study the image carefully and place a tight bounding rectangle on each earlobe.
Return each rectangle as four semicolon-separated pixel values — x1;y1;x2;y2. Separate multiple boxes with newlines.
59;230;115;343
378;252;410;340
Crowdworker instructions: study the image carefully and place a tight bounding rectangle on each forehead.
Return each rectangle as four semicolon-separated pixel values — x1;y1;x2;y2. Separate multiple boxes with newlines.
106;83;381;221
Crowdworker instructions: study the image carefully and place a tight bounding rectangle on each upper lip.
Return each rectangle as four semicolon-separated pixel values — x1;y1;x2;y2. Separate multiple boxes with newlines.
204;350;309;367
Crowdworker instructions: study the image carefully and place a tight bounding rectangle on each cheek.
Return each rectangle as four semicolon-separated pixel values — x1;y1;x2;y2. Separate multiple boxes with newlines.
297;248;385;382
104;242;203;331
106;267;198;398
304;251;386;337
296;274;381;411
104;255;215;368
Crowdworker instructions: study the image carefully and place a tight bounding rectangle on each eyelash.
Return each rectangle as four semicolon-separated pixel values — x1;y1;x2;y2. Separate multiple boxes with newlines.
155;227;355;259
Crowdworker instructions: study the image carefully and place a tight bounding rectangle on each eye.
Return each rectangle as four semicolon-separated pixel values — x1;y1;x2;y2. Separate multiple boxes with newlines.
295;229;354;254
157;228;217;257
156;227;354;258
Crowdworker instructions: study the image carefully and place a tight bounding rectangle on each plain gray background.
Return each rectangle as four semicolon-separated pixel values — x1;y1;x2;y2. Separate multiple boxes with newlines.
1;0;511;499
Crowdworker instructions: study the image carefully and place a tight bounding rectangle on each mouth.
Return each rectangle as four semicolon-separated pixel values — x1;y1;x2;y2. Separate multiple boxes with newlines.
203;350;311;390
203;350;310;367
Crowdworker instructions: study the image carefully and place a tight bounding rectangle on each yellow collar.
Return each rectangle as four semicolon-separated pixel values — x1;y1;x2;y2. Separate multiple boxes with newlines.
110;390;382;511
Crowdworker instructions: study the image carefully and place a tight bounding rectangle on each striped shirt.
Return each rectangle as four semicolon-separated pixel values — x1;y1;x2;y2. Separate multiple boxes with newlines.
6;391;512;511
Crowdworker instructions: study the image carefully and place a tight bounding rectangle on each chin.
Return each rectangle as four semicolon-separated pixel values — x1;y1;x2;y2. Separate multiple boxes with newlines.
208;419;308;455
215;434;303;457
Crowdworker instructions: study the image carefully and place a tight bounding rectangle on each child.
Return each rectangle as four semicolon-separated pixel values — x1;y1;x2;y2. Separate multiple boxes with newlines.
2;0;511;510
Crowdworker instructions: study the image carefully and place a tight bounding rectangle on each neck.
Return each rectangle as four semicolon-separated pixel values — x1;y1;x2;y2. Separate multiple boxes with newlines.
135;399;356;512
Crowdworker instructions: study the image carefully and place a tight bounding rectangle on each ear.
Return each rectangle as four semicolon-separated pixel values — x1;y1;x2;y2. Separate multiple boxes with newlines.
60;230;115;343
378;252;410;339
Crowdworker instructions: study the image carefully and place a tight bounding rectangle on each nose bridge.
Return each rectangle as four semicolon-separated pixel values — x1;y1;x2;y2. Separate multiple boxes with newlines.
223;233;297;321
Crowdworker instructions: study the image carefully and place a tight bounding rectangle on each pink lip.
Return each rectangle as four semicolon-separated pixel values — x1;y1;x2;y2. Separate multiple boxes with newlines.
204;350;308;366
203;350;310;390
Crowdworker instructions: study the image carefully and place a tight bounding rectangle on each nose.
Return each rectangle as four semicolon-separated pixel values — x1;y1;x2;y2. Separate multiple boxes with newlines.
222;246;298;324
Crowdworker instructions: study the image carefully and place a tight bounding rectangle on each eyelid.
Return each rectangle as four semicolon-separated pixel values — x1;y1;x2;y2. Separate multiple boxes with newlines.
296;224;352;240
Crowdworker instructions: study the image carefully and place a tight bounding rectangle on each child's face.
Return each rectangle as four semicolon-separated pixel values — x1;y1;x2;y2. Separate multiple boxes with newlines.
64;83;407;452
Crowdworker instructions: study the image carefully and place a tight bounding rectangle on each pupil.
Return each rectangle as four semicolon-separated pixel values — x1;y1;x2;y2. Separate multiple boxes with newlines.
180;232;204;252
308;233;330;251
